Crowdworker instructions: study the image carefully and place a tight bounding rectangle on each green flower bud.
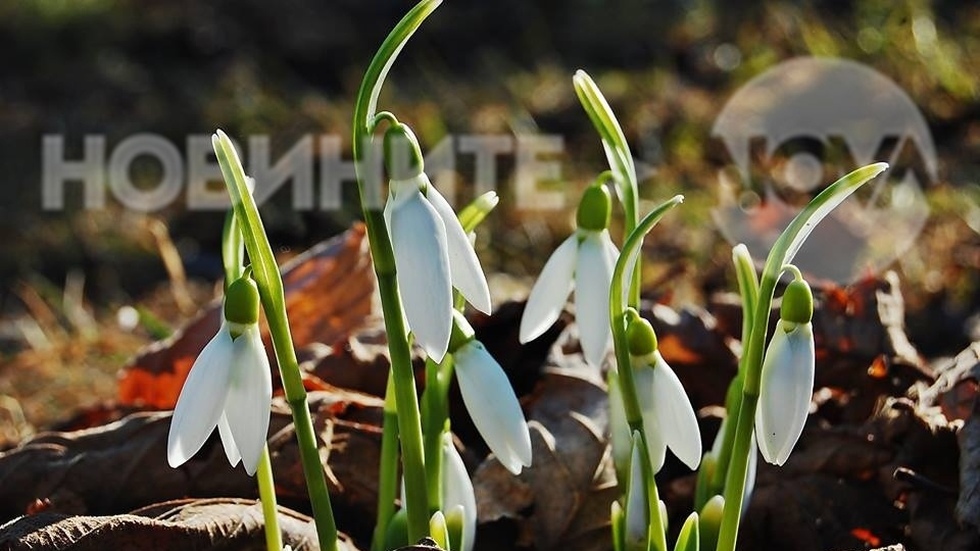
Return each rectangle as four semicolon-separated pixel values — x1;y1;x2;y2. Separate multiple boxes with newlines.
625;315;658;357
223;277;260;326
576;184;612;232
384;123;425;180
780;276;813;325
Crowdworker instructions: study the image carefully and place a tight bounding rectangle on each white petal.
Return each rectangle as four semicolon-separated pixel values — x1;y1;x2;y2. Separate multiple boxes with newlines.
217;413;241;467
425;182;492;314
454;341;532;474
575;232;615;368
168;327;234;468
223;325;273;475
651;352;702;470
755;321;815;465
742;432;758;518
442;436;477;551
635;365;668;473
390;188;454;361
519;235;577;343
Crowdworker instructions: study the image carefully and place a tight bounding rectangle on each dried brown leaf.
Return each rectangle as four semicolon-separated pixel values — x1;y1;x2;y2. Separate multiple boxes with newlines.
0;498;357;551
0;389;383;531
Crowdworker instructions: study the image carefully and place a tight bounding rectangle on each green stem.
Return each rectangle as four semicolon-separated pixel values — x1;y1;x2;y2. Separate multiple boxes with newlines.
214;132;339;551
352;1;442;541
372;376;401;551
422;356;449;514
714;163;888;551
257;446;284;551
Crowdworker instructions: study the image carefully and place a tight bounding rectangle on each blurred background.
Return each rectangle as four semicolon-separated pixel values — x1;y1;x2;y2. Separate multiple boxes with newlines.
0;0;978;437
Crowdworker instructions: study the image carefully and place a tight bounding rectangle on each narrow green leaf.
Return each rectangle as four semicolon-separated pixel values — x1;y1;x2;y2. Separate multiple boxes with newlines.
572;70;637;220
213;131;284;314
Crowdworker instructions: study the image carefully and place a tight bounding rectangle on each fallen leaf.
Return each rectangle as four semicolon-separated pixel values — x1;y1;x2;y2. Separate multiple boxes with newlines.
0;388;384;537
0;498;358;551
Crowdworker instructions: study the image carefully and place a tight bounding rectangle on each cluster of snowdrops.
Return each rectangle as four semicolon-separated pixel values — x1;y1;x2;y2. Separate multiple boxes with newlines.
163;2;890;551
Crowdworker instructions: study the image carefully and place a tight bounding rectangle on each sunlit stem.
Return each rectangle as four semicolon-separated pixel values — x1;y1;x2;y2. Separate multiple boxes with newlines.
214;131;339;551
422;356;451;515
256;448;284;551
352;0;443;541
221;210;282;551
609;196;684;551
708;245;759;497
715;163;888;551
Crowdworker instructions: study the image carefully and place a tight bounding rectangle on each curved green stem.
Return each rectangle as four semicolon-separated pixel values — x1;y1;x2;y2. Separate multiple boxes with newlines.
214;131;339;551
352;0;443;542
608;195;684;551
715;163;888;551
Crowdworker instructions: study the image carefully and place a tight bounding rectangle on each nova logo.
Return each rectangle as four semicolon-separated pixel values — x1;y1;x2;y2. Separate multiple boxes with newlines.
711;57;936;283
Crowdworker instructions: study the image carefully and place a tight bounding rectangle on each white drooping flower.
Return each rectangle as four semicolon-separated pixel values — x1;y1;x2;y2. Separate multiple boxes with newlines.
625;314;701;472
451;315;532;475
520;184;618;368
633;350;702;472
755;274;815;466
168;277;272;476
383;123;491;362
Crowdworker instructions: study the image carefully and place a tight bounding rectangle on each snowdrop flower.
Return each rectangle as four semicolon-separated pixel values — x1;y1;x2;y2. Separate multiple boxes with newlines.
382;122;491;362
167;276;272;476
627;313;702;472
520;184;618;368
756;273;815;466
396;434;477;551
442;434;477;551
450;313;532;475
